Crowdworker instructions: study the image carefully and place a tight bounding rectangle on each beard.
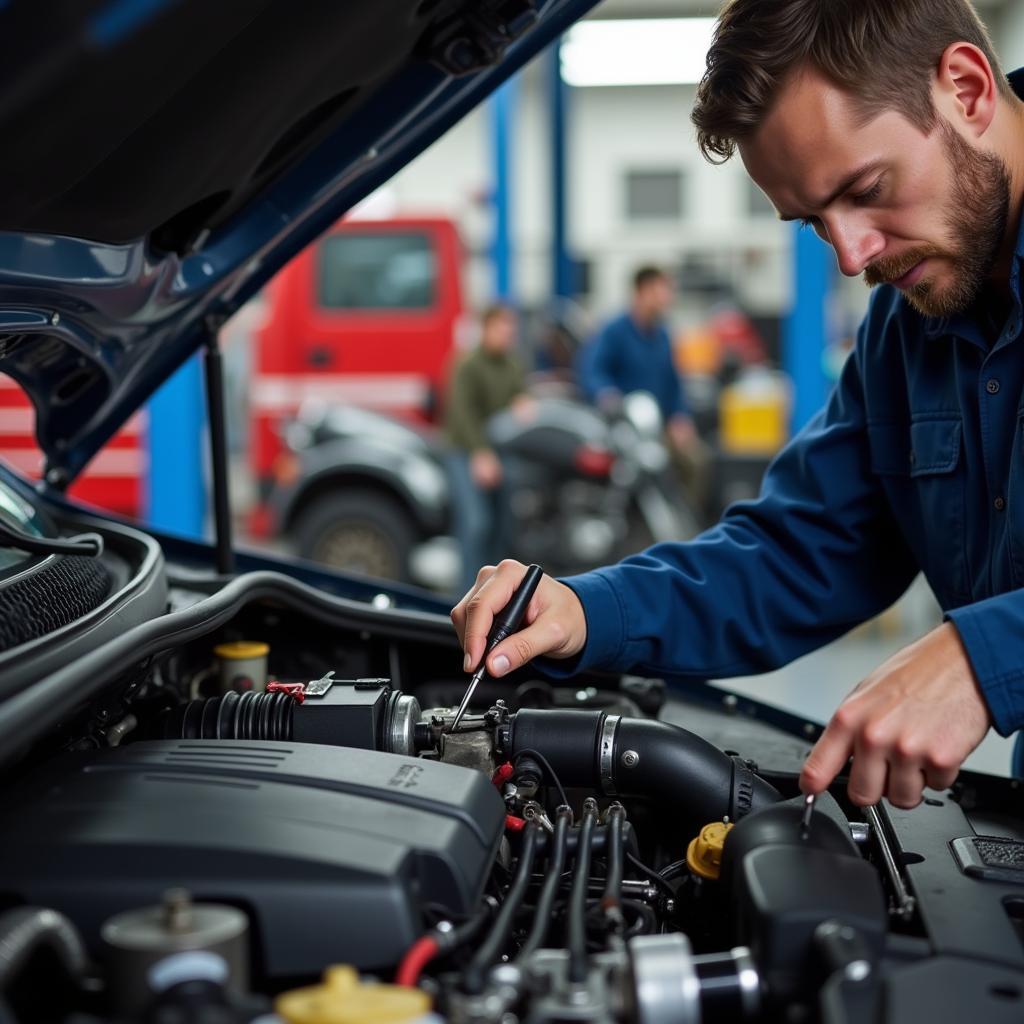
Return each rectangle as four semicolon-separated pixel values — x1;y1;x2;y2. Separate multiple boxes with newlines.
863;118;1010;318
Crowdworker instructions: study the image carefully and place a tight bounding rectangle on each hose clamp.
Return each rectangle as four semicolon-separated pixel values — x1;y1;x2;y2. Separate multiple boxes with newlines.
599;714;621;795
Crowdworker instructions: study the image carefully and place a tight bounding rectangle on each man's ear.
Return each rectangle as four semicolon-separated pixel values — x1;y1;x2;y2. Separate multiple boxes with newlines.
934;42;998;137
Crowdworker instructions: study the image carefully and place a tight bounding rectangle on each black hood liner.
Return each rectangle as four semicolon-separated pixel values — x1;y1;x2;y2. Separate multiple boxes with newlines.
0;0;441;248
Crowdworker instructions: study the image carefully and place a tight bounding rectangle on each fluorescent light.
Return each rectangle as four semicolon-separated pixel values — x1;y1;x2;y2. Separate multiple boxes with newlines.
561;18;716;87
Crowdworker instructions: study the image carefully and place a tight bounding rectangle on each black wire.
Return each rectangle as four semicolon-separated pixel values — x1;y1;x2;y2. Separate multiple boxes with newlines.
513;747;570;808
568;803;597;984
622;898;658;937
625;851;678;900
464;823;541;993
444;901;496;953
659;859;689;882
516;811;571;962
601;805;626;934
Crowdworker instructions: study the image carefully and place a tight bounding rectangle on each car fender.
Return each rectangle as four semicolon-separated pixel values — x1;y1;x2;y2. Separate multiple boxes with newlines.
274;436;450;536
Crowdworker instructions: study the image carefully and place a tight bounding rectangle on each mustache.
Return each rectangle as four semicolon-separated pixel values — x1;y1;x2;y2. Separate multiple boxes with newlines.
864;246;944;287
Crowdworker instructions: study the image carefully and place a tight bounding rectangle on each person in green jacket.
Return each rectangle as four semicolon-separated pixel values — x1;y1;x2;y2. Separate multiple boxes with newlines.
444;303;530;594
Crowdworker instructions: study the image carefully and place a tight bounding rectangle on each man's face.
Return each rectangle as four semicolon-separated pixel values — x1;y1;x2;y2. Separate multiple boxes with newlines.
482;309;517;352
637;276;674;319
739;67;1010;318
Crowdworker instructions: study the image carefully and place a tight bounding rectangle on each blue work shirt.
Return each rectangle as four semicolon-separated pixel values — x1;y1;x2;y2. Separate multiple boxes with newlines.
579;312;689;421
556;94;1024;739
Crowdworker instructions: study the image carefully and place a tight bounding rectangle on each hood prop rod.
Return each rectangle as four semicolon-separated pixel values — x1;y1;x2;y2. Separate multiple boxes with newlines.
204;321;234;576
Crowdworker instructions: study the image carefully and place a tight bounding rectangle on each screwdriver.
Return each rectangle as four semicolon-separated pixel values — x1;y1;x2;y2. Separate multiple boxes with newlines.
449;563;545;732
800;792;816;840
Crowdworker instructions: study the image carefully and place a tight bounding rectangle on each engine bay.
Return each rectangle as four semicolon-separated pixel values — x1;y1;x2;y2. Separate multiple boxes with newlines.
1;505;1024;1024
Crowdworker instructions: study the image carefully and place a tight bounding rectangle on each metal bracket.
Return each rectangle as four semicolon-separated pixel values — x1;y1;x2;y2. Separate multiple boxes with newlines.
422;0;544;76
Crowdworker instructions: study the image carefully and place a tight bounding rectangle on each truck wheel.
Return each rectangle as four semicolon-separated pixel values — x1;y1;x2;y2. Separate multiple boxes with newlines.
292;491;417;582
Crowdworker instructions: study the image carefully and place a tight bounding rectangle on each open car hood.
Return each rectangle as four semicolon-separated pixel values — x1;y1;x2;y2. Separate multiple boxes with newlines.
0;0;597;485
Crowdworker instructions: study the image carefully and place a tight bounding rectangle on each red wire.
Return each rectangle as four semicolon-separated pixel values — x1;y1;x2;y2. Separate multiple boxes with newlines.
395;935;440;987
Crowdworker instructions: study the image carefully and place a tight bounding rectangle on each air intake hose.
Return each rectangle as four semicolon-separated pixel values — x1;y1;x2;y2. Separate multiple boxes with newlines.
507;709;779;822
161;690;294;741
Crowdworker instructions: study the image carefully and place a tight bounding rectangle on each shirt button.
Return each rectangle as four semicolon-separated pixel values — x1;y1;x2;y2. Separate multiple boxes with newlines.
986;378;1000;394
995;496;1007;511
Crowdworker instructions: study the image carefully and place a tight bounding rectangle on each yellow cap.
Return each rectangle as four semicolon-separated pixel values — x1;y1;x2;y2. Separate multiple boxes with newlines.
686;820;734;881
213;641;269;660
275;965;431;1024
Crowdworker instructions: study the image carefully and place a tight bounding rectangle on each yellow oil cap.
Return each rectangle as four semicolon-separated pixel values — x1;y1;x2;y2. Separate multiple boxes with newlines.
213;641;269;660
276;965;432;1024
686;820;734;880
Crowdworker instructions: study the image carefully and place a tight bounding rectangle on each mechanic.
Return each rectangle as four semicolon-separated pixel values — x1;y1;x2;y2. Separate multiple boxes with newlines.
578;265;710;513
452;0;1024;811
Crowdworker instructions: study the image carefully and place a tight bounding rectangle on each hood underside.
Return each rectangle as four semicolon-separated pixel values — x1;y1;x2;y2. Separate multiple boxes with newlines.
0;0;598;482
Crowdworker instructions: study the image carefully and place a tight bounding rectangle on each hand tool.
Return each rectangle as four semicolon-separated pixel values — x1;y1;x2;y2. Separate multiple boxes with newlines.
449;563;544;731
800;792;816;840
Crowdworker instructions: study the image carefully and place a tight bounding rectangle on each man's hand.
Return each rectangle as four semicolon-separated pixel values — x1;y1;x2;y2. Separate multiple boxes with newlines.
511;394;537;423
470;449;503;489
800;622;991;808
667;414;698;452
451;559;587;676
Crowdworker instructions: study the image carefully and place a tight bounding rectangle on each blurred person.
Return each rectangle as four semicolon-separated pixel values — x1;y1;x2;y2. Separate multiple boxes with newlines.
579;265;710;512
452;0;1024;812
444;303;530;594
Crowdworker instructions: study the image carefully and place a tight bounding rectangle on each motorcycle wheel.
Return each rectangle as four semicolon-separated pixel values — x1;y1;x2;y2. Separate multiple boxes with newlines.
291;489;417;582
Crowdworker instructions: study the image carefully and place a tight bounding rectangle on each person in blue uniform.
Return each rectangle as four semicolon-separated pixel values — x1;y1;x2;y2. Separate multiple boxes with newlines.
579;266;708;511
453;0;1024;810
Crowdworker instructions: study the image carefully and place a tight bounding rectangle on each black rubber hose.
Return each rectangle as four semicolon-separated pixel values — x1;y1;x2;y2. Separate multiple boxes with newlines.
568;801;598;984
614;717;778;820
464;824;541;993
509;710;779;823
516;808;572;963
601;804;626;935
0;907;88;995
161;691;295;740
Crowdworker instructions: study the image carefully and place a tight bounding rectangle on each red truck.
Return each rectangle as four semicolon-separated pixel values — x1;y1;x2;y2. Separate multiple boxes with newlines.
0;373;144;517
0;216;465;531
247;215;465;537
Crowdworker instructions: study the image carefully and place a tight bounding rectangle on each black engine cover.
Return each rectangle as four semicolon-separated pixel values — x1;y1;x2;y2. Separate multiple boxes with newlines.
0;740;505;976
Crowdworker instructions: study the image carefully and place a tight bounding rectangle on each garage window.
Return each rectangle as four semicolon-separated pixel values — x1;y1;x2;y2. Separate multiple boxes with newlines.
625;169;684;221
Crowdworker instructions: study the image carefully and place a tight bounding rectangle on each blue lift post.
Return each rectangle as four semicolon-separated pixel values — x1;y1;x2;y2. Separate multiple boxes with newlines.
144;353;206;539
490;76;518;301
548;38;573;299
784;223;833;433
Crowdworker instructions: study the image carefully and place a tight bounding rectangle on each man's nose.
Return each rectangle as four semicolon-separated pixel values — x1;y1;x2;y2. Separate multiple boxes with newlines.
823;217;886;277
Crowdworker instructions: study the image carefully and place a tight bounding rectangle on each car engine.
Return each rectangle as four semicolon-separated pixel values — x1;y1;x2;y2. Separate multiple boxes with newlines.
0;503;1023;1024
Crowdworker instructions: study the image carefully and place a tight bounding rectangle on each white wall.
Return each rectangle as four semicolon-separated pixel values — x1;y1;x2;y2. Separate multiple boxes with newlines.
996;2;1024;69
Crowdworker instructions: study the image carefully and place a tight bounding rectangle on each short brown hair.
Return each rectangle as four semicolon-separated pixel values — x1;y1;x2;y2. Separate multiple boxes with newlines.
691;0;1012;164
481;302;515;327
633;265;667;291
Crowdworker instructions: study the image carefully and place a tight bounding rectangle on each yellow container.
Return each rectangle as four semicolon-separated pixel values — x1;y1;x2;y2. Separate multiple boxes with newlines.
719;372;790;456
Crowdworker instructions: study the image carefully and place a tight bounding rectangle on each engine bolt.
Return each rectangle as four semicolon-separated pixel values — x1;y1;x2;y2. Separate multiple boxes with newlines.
162;888;193;933
621;749;640;768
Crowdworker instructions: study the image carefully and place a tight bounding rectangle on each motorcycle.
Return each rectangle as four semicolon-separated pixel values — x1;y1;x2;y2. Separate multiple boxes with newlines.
269;391;701;590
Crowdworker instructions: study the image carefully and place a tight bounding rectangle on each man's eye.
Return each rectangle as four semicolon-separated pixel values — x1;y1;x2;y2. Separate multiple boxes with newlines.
854;180;883;204
799;216;820;230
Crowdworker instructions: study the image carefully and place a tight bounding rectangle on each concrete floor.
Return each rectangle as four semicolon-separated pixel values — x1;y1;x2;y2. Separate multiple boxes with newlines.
709;576;1016;778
